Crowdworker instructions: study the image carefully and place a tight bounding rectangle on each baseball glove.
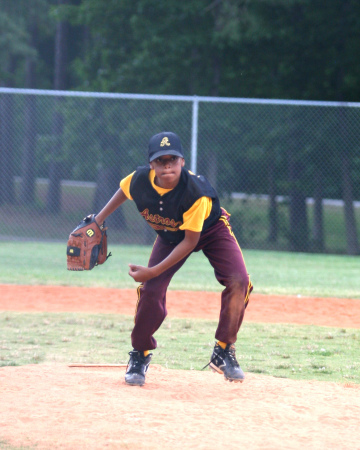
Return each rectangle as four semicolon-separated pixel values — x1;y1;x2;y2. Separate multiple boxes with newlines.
66;214;111;271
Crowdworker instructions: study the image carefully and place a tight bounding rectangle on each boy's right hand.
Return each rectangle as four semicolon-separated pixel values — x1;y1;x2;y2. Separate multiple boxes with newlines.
128;264;157;283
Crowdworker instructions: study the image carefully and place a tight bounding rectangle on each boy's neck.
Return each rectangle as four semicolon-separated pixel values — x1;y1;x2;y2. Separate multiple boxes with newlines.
154;175;180;190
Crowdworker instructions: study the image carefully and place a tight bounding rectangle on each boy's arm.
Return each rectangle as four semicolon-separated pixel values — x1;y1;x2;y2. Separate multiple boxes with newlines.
95;188;128;226
128;230;201;283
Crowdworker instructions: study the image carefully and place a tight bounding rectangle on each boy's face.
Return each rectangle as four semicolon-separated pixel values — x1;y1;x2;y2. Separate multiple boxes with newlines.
150;155;185;189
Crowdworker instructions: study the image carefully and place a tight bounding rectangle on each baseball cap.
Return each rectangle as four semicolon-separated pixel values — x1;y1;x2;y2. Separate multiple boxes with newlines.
148;131;184;162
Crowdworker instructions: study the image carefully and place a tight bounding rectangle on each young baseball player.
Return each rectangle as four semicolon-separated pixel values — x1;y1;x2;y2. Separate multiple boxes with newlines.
95;131;253;386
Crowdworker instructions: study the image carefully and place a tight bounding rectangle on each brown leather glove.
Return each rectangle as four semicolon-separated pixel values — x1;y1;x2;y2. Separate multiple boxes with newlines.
66;214;111;271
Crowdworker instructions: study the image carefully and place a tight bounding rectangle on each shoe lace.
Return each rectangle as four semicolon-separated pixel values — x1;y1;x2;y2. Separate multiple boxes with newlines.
224;345;240;367
201;344;223;371
202;344;239;371
126;350;145;372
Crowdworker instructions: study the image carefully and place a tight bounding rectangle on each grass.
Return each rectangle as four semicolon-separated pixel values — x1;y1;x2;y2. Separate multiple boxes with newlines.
0;312;359;384
0;441;35;450
1;241;360;298
0;441;34;450
1;239;359;388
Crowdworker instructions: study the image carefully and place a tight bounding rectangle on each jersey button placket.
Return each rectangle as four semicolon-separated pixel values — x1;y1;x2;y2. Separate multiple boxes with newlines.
160;200;166;230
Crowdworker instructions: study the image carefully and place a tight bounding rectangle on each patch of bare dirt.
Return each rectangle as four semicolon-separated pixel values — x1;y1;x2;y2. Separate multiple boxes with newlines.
0;284;359;449
1;364;359;450
1;284;359;328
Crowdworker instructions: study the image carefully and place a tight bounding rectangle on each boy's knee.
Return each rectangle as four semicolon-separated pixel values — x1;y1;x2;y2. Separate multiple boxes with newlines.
142;279;167;299
227;273;249;294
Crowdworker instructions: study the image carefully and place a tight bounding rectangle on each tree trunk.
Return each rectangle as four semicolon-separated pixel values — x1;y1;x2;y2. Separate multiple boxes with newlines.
268;157;278;242
335;2;359;255
206;151;218;191
20;95;37;205
337;108;359;255
46;0;68;213
93;167;126;230
341;151;359;255
288;151;309;252
53;4;68;92
92;100;126;230
205;54;220;188
20;22;38;205
205;6;222;189
0;57;17;205
46;107;65;213
312;172;324;252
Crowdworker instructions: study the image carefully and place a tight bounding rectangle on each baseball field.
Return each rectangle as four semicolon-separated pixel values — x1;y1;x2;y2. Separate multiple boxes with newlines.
0;242;359;449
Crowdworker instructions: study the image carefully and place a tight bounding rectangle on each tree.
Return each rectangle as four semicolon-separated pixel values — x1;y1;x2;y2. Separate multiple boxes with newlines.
334;0;359;255
0;0;55;206
20;0;55;205
0;82;16;205
287;151;309;252
338;108;359;255
92;99;125;230
0;2;33;205
46;0;69;213
20;7;40;205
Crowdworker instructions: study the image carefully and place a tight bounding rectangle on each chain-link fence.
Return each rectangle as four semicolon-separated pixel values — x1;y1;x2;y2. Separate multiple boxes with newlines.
1;88;359;255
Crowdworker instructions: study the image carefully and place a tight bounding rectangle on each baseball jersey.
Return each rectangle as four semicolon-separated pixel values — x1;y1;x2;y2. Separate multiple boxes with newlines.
120;166;221;244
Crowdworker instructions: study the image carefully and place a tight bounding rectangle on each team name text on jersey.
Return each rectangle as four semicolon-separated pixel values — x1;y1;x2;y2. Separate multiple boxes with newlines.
140;208;182;232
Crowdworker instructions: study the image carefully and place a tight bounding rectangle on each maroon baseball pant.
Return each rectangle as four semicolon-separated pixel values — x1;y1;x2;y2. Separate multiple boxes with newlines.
131;210;253;351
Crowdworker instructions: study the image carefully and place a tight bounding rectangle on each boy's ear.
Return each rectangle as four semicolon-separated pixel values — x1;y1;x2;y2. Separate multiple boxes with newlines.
181;158;185;167
149;161;154;169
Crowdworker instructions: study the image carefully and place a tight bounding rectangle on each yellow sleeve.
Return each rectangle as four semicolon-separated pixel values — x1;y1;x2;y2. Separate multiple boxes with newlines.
180;196;213;232
119;171;135;200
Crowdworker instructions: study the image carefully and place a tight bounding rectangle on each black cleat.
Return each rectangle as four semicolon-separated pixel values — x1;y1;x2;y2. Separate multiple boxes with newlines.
125;350;152;386
206;343;245;382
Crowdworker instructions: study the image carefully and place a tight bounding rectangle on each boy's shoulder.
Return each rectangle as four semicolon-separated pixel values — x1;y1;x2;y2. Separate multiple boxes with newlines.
131;165;151;181
182;168;218;200
129;165;151;189
184;168;213;188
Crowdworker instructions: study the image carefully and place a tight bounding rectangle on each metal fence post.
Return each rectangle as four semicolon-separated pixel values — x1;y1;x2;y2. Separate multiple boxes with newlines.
191;96;199;174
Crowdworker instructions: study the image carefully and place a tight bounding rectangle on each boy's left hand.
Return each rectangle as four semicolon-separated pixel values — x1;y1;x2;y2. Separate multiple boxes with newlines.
128;264;156;282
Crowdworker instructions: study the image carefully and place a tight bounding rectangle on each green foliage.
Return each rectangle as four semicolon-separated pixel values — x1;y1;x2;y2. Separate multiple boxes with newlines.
0;0;54;86
3;0;360;101
57;97;192;177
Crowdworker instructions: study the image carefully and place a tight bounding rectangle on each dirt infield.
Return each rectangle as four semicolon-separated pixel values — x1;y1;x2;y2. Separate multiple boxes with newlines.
1;284;360;328
1;284;360;449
